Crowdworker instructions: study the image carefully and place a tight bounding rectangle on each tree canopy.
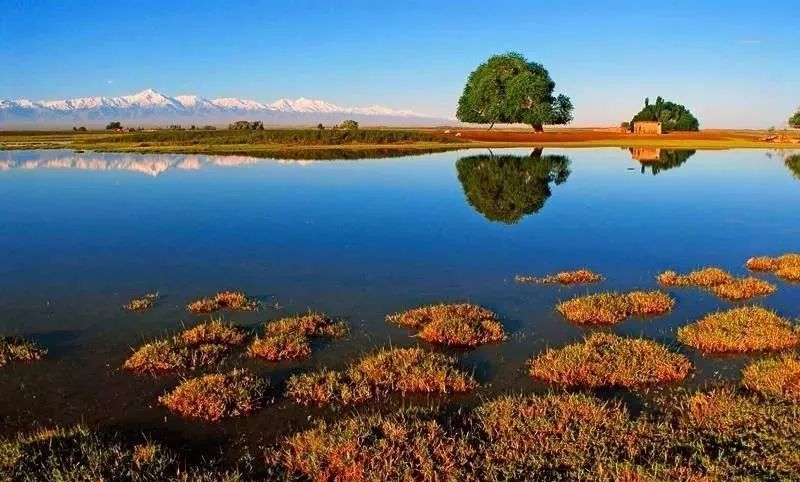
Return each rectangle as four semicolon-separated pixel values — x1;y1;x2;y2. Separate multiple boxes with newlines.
456;52;573;132
456;149;571;224
631;97;699;132
105;121;122;130
790;108;800;129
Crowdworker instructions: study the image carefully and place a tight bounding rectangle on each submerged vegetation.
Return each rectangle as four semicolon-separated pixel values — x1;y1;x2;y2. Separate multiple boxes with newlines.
556;290;674;325
159;369;267;421
677;306;800;353
658;267;776;300
0;336;46;368
515;268;602;285
123;319;246;375
742;353;800;402
747;252;800;282
386;303;505;347
248;312;347;361
285;347;476;406
527;332;691;388
122;292;159;312
186;291;258;314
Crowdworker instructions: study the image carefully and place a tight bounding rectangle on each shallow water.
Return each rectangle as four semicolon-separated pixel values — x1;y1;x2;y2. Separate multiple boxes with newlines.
1;147;799;454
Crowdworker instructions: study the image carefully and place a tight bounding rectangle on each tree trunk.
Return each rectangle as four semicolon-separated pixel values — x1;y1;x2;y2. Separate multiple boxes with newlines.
487;122;495;131
531;124;544;133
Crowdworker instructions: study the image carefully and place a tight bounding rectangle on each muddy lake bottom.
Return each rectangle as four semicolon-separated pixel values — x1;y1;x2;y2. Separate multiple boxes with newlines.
1;147;799;463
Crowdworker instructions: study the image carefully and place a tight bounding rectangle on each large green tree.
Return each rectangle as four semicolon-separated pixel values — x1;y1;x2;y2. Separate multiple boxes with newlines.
790;108;800;128
631;97;699;132
456;149;570;224
456;52;573;132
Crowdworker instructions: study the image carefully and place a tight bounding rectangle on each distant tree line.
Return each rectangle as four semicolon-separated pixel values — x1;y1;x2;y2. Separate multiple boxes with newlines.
790;107;800;129
229;120;264;130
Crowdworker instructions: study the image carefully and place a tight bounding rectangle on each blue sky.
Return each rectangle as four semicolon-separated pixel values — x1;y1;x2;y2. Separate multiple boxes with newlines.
2;0;799;127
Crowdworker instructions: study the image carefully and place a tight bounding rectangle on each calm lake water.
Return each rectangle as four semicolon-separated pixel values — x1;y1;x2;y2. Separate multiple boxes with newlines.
1;147;799;454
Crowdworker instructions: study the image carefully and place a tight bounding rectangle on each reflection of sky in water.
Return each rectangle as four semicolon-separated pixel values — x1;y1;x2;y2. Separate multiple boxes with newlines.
0;147;799;439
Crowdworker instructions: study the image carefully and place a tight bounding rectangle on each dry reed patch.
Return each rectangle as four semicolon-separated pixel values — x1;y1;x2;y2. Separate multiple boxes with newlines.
124;320;247;375
746;253;800;282
742;354;800;402
677;306;800;353
707;277;776;301
386;303;505;347
0;336;46;368
186;291;258;314
159;369;266;421
657;268;733;287
776;265;800;282
475;393;638;478
746;256;780;272
270;408;477;482
122;292;159;312
527;333;692;388
556;291;674;325
248;313;346;361
515;269;603;285
285;347;476;406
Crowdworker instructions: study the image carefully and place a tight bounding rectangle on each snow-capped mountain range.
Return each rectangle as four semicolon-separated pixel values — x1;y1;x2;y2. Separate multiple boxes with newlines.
0;89;448;127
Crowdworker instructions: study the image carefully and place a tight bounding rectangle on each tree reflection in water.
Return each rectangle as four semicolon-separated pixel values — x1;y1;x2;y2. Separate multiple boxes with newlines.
628;148;696;175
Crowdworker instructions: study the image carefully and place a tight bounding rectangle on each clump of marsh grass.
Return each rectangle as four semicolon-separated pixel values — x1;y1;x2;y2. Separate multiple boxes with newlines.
285;347;476;406
515;269;603;285
527;332;692;388
657;267;733;287
0;336;46;368
746;253;800;282
386;303;505;347
555;290;674;325
248;313;347;361
707;276;776;300
269;407;478;482
741;353;800;402
186;291;258;314
122;292;159;312
159;368;267;421
123;319;247;375
677;306;800;353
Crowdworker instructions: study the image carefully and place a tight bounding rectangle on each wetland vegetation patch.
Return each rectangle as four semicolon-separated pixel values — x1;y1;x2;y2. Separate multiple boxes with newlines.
122;292;159;312
248;312;347;361
746;253;800;282
186;291;258;314
527;332;692;388
677;306;800;353
0;336;46;368
285;347;476;406
742;353;800;402
159;368;267;421
386;303;505;347
555;290;674;325
515;268;603;285
658;268;775;300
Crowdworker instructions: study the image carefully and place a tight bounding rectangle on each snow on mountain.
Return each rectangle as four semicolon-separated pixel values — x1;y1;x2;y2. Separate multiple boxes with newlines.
0;89;444;127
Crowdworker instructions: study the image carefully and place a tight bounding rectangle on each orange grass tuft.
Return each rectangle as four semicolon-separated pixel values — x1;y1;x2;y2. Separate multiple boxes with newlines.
248;313;346;361
657;268;733;287
285;347;476;406
515;269;603;285
707;277;776;300
122;292;159;312
556;291;674;325
0;336;47;368
186;291;258;314
677;306;800;353
177;318;247;346
386;303;505;347
742;353;800;402
158;369;267;421
746;253;800;282
746;256;780;272
527;332;692;388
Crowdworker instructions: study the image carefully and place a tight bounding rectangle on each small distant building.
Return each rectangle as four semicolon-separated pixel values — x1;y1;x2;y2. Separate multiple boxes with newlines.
632;121;662;135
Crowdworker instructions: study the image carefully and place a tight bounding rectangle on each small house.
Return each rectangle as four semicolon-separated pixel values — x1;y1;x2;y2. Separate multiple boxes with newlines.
632;121;662;135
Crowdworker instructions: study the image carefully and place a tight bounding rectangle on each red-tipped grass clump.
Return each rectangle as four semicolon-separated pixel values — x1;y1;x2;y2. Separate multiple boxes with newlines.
123;319;247;375
122;292;159;312
158;369;267;421
707;277;776;301
285;347;476;406
386;303;505;347
475;393;637;479
270;408;477;481
746;253;800;283
0;336;46;368
742;354;800;402
677;306;800;353
515;269;603;285
248;313;346;361
556;291;674;325
527;332;692;388
186;291;258;314
657;267;733;287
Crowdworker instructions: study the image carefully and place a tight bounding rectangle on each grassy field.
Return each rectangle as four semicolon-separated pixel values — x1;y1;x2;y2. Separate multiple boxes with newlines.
1;127;798;158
